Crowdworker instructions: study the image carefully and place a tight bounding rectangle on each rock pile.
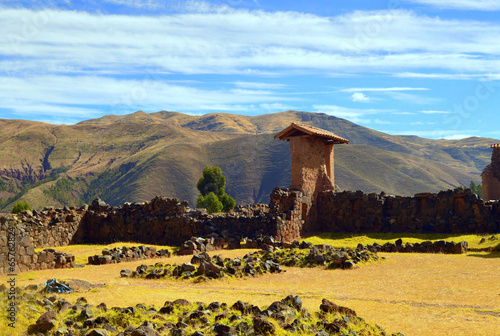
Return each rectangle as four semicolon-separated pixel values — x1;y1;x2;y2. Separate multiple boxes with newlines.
87;245;171;265
177;236;241;256
121;250;283;281
258;242;380;270
3;286;403;336
123;243;381;282
361;239;468;254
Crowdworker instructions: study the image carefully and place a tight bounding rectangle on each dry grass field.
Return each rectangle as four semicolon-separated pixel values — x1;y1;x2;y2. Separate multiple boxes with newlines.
303;232;500;251
2;243;499;336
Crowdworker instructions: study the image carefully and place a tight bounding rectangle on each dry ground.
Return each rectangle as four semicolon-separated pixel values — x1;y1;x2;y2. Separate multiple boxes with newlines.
2;249;499;336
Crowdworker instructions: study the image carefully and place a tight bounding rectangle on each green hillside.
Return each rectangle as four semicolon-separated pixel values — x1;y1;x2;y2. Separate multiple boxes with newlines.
0;111;497;211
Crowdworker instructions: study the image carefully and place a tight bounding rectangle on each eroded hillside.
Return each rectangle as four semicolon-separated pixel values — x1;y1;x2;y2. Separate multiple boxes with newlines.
0;110;496;211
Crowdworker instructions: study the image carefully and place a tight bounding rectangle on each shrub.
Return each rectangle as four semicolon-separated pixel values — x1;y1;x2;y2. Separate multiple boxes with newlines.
12;200;31;214
220;193;236;212
196;192;223;214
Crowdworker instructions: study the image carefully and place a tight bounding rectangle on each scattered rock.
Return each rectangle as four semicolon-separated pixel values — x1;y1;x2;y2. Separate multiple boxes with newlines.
253;317;276;335
28;310;57;335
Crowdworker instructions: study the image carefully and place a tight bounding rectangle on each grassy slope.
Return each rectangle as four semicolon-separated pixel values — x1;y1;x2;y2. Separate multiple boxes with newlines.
0;110;498;210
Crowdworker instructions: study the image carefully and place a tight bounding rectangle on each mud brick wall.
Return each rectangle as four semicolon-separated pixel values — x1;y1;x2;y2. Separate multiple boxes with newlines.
316;189;500;233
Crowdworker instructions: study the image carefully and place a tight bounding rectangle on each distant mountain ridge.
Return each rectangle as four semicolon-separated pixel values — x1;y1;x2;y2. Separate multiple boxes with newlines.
0;110;496;211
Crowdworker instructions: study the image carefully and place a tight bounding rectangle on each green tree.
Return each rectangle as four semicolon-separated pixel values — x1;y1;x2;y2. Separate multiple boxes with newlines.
196;166;226;197
459;181;483;199
195;166;236;213
11;200;31;214
469;180;482;199
219;193;236;212
196;192;224;214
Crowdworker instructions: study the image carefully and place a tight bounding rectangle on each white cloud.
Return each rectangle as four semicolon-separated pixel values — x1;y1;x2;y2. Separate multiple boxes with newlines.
421;110;451;114
341;87;435;104
103;0;165;10
259;103;294;111
394;72;500;80
232;82;287;90
341;87;429;92
374;119;393;125
1;5;500;121
391;129;479;139
410;121;437;125
351;92;370;102
385;92;440;104
2;7;500;76
313;104;393;123
402;0;500;11
0;75;292;120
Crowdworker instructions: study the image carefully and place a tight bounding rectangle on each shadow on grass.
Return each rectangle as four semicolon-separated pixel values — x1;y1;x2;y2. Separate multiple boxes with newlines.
467;243;500;258
312;232;491;240
467;252;500;259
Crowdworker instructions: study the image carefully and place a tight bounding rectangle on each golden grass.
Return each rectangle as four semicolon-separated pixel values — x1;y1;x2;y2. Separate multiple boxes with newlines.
1;248;499;336
304;233;500;251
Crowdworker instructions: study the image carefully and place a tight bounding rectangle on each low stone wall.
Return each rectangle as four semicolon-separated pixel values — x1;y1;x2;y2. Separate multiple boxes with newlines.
316;189;500;234
87;245;171;265
360;239;468;254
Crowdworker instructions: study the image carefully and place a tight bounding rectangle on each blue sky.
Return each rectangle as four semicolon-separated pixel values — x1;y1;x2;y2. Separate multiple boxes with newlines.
1;0;500;140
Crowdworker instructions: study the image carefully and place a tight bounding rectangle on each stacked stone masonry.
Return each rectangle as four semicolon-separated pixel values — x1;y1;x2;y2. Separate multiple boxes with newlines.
0;213;79;274
316;189;500;233
87;245;171;265
1;188;499;273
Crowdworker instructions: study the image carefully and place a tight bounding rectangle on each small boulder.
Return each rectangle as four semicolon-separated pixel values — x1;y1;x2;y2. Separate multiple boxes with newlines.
28;310;57;335
253;317;275;335
131;326;161;336
86;330;109;336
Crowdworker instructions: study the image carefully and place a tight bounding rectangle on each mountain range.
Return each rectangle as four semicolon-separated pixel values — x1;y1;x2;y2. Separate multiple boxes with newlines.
0;110;496;212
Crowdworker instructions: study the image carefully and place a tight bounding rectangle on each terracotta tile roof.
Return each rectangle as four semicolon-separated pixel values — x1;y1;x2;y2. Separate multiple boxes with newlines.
492;144;500;148
274;123;349;144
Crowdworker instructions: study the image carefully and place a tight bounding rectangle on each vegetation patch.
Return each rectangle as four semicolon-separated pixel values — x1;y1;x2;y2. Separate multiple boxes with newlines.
0;167;69;210
43;177;87;207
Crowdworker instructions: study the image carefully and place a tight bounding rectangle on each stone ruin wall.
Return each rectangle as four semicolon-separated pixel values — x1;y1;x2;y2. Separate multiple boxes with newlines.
72;196;281;246
0;206;86;274
316;189;500;233
1;187;500;274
